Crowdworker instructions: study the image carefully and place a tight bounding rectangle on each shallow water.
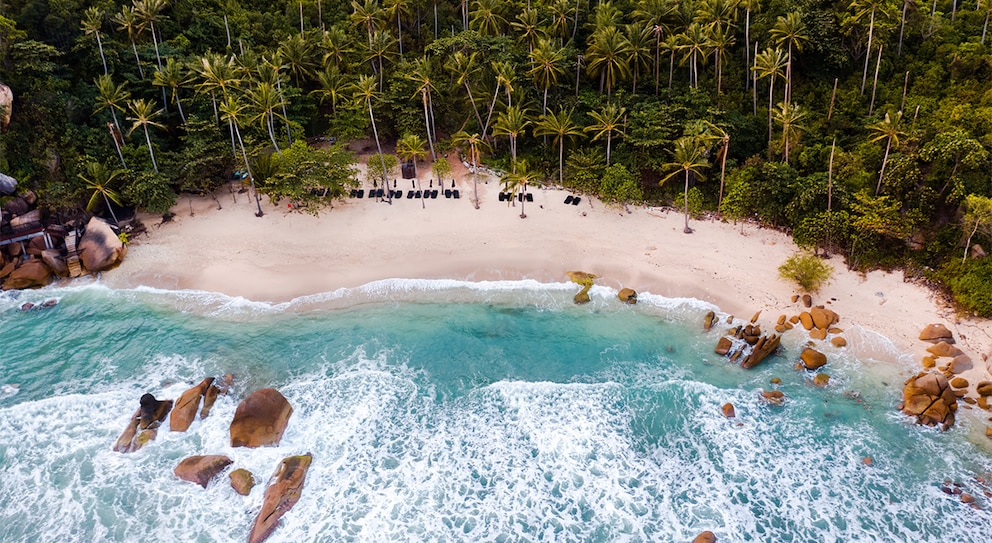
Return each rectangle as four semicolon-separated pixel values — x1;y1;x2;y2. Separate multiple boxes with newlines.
1;281;990;542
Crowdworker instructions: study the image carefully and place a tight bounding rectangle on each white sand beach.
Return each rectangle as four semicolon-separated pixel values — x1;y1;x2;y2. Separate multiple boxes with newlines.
103;156;992;407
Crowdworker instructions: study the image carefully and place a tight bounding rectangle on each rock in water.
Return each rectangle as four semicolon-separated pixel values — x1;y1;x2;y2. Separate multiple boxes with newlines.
703;311;716;331
721;403;736;418
900;371;958;430
200;384;220;419
760;390;786;405
248;454;313;543
617;287;637;304
170;377;215;432
174;455;233;488
78;217;127;274
693;531;717;543
573;287;591;304
2;260;51;290
230;388;294;448
114;394;173;453
741;334;781;369
230;468;256;496
800;348;828;370
715;337;733;356
919;323;954;343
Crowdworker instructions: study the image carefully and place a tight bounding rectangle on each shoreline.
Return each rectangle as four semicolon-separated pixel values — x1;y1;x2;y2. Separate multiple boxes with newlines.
101;160;992;410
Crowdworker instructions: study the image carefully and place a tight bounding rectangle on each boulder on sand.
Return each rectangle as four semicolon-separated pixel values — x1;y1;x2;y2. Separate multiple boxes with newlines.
230;388;294;448
919;323;954;344
170;377;216;432
926;341;963;358
900;371;958;430
703;311;716;331
617;287;637;304
174;455;233;488
2;259;51;290
78;217;126;273
248;454;313;543
40;249;68;278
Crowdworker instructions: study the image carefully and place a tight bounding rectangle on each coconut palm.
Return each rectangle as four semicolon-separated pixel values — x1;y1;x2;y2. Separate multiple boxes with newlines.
688;120;730;210
867;111;906;195
493;105;531;173
320;25;352;69
194;53;239;122
534;107;583;186
81;7;109;75
364;30;397;90
769;11;807;105
500;161;537;218
660;136;709;233
247;81;287;157
127;98;165;173
451;130;490;209
352;74;391;200
849;0;890;93
384;0;413;55
585;25;631;97
679;22;713;89
585;102;625;166
407;57;438;160
660;34;680;87
511;8;542;52
708;25;736;94
350;0;384;47
632;0;677;93
624;23;654;95
528;40;567;114
112;5;146;79
446;51;486;132
152;57;190;123
219;96;264;216
396;133;428;207
80;161;125;226
752;47;787;142
278;33;317;87
773;101;807;164
548;0;573;45
94;76;130;168
471;0;507;36
135;0;168;71
311;64;349;116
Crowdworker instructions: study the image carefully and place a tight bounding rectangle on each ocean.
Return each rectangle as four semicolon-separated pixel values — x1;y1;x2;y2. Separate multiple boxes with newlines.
1;280;990;542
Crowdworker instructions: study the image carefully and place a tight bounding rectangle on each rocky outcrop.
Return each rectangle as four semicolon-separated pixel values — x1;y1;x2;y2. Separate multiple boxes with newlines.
2;259;51;290
174;455;233;488
800;348;828;370
170;377;216;432
617;288;637;304
114;393;174;453
810;307;838;330
919;323;954;344
977;381;992;396
40;249;68;278
568;271;595;305
703;311;716;331
741;334;781;369
760;390;785;405
230;388;294;448
0;82;11;130
715;337;732;355
230;468;256;496
78;217;126;273
248;454;313;543
899;372;958;430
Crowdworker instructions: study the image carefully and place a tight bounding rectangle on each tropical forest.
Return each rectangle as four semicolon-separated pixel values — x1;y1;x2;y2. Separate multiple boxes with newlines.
2;0;992;312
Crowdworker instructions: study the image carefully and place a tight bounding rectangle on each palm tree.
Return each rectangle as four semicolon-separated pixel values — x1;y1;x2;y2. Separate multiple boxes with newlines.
848;0;888;94
493;105;531;172
311;64;349;116
94;75;131;168
80;161;125;226
660;34;680;87
320;25;352;69
81;7;109;76
471;0;507;36
585;102;626;166
278;33;317;87
769;11;806;105
451;130;490;209
548;0;573;45
624;23;655;95
679;22;713;89
511;8;542;52
534;107;583;186
407;57;438;160
127;98;165;173
350;0;384;47
152;57;190;123
868;111;906;195
219;96;264;216
364;30;397;90
708;25;736;94
446;51;486;132
135;0;168;71
500;161;537;218
696;0;740;32
661;136;709;233
752;47;787;142
528;40;567;114
689;120;730;210
194;53;238;122
585;25;631;97
112;5;146;79
396;133;428;207
383;0;413;55
352;74;391;201
483;60;516;136
773;101;807;164
247;81;287;157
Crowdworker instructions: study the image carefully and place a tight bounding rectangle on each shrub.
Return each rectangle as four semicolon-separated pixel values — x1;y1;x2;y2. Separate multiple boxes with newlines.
779;253;834;293
940;258;992;317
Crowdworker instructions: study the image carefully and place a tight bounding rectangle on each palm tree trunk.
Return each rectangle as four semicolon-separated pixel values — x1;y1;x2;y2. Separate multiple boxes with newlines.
369;101;390;203
464;82;486;133
683;170;692;233
520;183;526;218
752;41;758;116
102;192;120;226
109;123;127;169
875;138;891;195
559;138;564;186
96;32;108;75
768;77;774;143
606;131;612;166
276;78;292;144
785;45;792;105
669;51;675;88
175;93;187;123
828;78;838;120
861;9;875;94
965;218;980;263
143;125;159;173
472;151;480;209
267;112;283;156
131;41;145;79
233;121;264;217
745;10;751;89
869;45;883;115
828;138;835;213
984;10;990;44
483;82;500;137
228;119;238;159
396;11;404;55
150;22;163;69
718;137;728;211
422;92;436;160
899;0;908;56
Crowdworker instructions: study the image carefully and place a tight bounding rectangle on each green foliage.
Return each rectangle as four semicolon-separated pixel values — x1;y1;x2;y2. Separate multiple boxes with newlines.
676;187;705;216
793;211;851;255
122;171;176;214
940;258;992;317
563;147;606;194
366;153;398;186
599;164;642;206
262;140;358;214
779;253;834;293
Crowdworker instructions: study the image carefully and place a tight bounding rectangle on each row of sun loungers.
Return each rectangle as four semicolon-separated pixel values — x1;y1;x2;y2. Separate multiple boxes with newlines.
348;189;460;199
498;193;534;202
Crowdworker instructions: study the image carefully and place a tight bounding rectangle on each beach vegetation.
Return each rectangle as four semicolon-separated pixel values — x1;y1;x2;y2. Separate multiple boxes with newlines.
940;258;992;317
779;253;834;293
262;140;357;215
600;164;642;207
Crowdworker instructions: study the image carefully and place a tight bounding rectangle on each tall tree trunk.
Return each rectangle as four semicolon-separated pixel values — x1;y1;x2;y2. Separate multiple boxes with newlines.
143;125;159;173
861;9;875;94
369;101;391;203
785;44;792;104
102;192;120;226
752;41;758;116
683;170;692;233
96;32;108;75
745;10;751;89
828;77;838;120
768;77;774;143
233;121;263;216
131;41;145;79
422;91;436;160
606;131;612;166
108;121;127;169
276;78;292;144
396;11;403;55
267;111;282;157
559;138;565;186
718;136;728;211
472;150;480;209
464;82;486;133
901;71;909;112
828;138;835;213
869;45;883;115
898;0;908;56
875;138;891;195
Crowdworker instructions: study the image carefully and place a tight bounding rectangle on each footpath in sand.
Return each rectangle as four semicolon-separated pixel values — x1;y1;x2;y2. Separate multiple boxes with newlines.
103;156;992;433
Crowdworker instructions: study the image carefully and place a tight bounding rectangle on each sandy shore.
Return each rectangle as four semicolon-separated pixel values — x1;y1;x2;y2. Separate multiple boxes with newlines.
103;156;992;408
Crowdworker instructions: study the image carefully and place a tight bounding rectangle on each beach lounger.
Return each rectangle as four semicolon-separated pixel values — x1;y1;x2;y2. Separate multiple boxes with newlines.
377;189;385;198
453;190;460;199
572;197;581;205
357;189;365;198
564;195;574;204
415;190;422;198
431;190;439;199
498;193;505;201
407;190;414;199
526;193;533;202
445;190;452;198
349;189;357;198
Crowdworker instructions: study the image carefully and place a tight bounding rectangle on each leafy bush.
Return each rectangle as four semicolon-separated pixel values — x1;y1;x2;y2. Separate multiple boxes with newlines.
676;186;704;216
940;258;992;317
779;253;834;293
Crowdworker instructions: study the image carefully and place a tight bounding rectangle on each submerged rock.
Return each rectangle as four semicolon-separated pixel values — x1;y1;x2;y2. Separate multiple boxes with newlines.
170;377;215;432
248;454;313;543
721;403;735;418
703;311;716;331
230;388;293;448
693;531;717;543
760;390;786;405
174;455;233;488
114;393;173;453
741;334;781;369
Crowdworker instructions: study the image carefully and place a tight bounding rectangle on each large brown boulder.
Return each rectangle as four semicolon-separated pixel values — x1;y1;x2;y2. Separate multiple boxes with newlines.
741;334;781;369
174;455;233;488
798;312;814;330
693;531;717;543
2;259;51;290
976;381;992;396
113;393;174;453
810;307;839;329
926;341;963;358
715;337;733;356
949;355;973;374
170;377;215;432
40;249;68;278
800;348;828;370
919;323;954;344
900;372;958;429
248;454;313;543
617;288;637;304
703;311;716;331
230;388;294;448
78;217;127;273
230;468;256;496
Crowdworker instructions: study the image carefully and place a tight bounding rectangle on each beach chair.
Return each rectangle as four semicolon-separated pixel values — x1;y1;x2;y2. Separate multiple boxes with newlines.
564;195;574;204
572;197;581;205
445;189;452;198
377;189;385;198
357;189;365;198
498;193;505;201
526;193;534;202
407;190;415;199
453;189;461;199
349;189;357;198
431;190;439;199
415;190;422;198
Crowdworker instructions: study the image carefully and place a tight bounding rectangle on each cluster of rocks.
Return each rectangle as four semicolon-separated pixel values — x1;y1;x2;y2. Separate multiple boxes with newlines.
114;378;310;543
1;198;127;290
566;271;640;305
901;323;992;432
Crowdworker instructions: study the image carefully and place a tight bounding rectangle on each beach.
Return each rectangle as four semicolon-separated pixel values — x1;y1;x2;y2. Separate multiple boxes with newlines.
104;157;992;401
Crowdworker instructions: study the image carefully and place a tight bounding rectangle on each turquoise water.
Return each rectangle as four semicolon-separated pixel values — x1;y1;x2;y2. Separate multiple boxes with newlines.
1;280;990;542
